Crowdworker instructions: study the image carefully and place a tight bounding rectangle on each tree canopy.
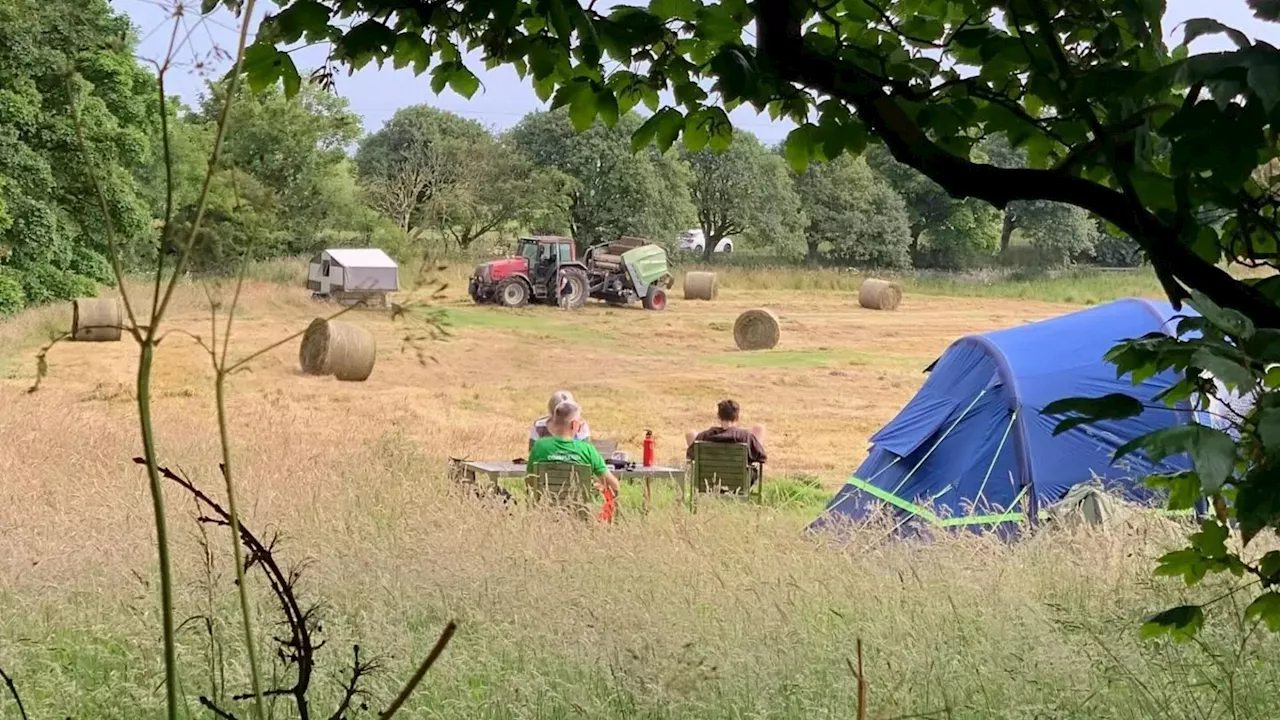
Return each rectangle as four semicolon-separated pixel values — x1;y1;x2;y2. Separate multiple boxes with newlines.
247;0;1280;326
0;0;155;311
795;154;913;267
357;105;570;247
682;133;802;260
507;109;694;248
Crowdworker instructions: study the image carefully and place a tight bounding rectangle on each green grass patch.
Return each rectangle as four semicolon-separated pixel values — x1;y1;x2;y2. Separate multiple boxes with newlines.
673;263;1180;305
495;469;830;517
433;306;608;342
907;268;1166;305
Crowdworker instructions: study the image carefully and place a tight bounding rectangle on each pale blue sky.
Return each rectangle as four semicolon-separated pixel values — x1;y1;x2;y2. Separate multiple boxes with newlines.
115;0;1279;144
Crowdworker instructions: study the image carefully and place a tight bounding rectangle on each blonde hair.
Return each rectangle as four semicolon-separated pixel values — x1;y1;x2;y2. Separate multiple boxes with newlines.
548;390;574;416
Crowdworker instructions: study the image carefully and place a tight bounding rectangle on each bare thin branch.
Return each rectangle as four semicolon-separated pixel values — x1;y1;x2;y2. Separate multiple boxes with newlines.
378;622;458;719
0;666;29;720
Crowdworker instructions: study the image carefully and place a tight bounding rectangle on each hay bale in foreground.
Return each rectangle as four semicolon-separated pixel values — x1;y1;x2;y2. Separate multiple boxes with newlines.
683;271;719;301
734;308;780;350
858;278;904;311
299;318;376;381
71;298;123;342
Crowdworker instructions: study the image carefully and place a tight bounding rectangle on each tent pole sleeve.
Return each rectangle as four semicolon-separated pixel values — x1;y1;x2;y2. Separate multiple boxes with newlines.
866;455;901;483
890;390;988;495
972;410;1019;512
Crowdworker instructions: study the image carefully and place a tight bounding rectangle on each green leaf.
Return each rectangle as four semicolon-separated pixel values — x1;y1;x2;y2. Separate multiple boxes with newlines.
1260;551;1280;582
278;53;301;98
393;33;432;74
333;20;397;70
268;1;331;45
430;63;451;95
1115;424;1236;494
1250;0;1280;22
569;84;599;131
1245;592;1280;631
1187;290;1256;340
1246;52;1280;113
1043;393;1144;435
710;47;756;100
1182;18;1252;50
649;0;698;21
1257;408;1280;454
632;112;661;152
641;85;661;112
533;76;556;103
634;108;684;152
1192;348;1255;392
1141;604;1205;640
1191;519;1230;559
448;66;480;99
596;89;620;128
1155;549;1209;584
1249;274;1280;302
673;81;708;108
784;125;818;173
1237;467;1280;542
1157;472;1203;511
528;44;560;81
694;4;743;44
653;108;685;151
242;43;285;94
547;0;573;39
697;107;732;151
550;82;582;111
683;111;710;151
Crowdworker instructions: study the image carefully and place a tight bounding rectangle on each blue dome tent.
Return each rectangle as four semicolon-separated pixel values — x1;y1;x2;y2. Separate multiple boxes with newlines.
810;298;1200;534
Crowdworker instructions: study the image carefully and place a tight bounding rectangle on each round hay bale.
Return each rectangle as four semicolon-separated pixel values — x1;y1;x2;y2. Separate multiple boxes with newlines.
71;298;123;342
733;308;780;350
858;278;904;311
683;271;719;301
298;318;376;381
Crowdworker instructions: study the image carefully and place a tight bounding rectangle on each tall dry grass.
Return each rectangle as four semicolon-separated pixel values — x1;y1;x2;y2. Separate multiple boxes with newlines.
2;428;1278;718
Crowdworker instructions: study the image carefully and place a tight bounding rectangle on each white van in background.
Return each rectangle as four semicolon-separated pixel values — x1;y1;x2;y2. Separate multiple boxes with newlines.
678;228;734;253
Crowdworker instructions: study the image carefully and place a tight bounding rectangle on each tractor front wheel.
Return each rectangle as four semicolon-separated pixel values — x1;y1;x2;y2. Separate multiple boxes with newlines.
643;286;667;311
496;278;530;308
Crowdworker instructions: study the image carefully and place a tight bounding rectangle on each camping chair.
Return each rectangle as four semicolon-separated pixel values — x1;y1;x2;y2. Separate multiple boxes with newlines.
526;462;605;521
687;442;762;511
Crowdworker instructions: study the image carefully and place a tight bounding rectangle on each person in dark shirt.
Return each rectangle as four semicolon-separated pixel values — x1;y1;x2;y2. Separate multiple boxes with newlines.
685;399;768;464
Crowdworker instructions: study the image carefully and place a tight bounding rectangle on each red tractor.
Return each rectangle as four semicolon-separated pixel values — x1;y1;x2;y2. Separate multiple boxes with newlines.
468;235;590;309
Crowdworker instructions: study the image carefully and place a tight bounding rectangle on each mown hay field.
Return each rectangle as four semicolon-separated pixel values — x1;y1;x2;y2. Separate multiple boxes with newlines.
0;263;1277;719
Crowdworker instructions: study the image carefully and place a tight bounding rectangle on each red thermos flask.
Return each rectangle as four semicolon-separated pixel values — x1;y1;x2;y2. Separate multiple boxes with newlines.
642;430;655;467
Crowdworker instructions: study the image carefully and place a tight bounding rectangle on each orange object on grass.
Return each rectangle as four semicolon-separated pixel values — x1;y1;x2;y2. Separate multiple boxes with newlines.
598;486;616;523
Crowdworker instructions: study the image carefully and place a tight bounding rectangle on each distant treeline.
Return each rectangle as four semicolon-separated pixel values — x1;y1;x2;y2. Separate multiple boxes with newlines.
0;0;1142;314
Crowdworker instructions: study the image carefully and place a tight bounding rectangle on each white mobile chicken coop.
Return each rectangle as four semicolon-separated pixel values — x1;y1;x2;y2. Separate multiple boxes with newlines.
307;248;400;308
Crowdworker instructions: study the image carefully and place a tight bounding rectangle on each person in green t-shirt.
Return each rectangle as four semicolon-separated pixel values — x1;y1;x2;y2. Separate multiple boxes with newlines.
527;400;620;496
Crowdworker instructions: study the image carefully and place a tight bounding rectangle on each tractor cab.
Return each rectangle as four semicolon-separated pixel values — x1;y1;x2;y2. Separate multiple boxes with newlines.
518;236;575;288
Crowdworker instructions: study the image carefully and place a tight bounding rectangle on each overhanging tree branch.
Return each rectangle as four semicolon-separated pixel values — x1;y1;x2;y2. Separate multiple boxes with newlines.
752;0;1278;326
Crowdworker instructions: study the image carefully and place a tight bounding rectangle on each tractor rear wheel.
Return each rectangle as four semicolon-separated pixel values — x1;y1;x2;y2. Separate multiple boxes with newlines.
643;286;667;311
558;268;589;309
496;278;530;307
